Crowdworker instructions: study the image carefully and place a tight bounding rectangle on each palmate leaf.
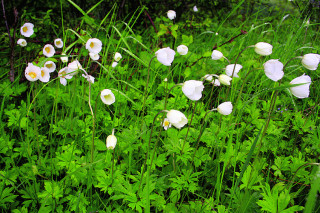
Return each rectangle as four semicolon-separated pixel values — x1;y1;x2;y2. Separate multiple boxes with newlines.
0;187;18;207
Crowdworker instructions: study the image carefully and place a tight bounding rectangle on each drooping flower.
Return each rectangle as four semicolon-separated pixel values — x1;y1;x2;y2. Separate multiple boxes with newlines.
25;63;41;82
254;42;273;56
225;64;242;77
106;130;117;150
58;67;72;86
101;89;115;105
301;53;320;70
39;67;50;83
263;59;284;82
17;38;27;47
193;6;198;12
61;53;68;63
89;53;100;61
289;74;311;99
166;110;188;129
167;10;176;20
213;79;220;86
182;80;204;101
44;61;56;73
54;38;63;48
43;44;55;58
114;52;122;62
68;60;82;76
203;74;213;82
217;102;233;115
112;62;118;68
211;50;223;60
177;45;188;55
82;74;95;84
218;74;232;86
162;118;172;130
20;23;34;37
86;38;102;54
155;47;175;66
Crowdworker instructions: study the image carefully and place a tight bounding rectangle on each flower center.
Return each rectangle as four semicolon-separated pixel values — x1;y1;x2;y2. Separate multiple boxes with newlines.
45;47;51;53
60;71;66;77
104;94;111;100
23;26;28;32
56;41;61;45
29;72;37;79
90;42;94;48
164;120;170;126
46;64;52;68
41;70;45;77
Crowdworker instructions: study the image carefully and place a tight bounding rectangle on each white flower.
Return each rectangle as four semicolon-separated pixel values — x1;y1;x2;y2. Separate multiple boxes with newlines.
58;67;72;86
106;131;117;150
17;38;27;47
25;63;41;82
114;52;122;62
217;102;233;115
289;74;311;99
61;53;68;63
167;10;176;20
225;64;242;77
193;6;198;12
155;47;176;66
203;74;213;81
68;60;82;76
218;74;232;86
54;38;63;48
263;59;284;82
211;50;223;60
177;45;188;55
301;53;320;71
43;44;55;57
44;61;56;73
89;53;100;61
166;110;188;129
82;74;95;84
112;62;118;68
86;38;102;54
20;23;34;37
254;42;273;56
182;80;204;101
162;118;172;130
213;79;220;86
39;67;50;83
164;78;168;82
101;89;115;105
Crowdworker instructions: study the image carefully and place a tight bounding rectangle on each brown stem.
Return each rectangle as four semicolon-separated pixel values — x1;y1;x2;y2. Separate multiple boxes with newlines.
145;11;157;33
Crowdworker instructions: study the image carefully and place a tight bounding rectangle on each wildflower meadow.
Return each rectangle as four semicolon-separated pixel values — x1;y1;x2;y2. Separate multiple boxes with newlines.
1;0;320;212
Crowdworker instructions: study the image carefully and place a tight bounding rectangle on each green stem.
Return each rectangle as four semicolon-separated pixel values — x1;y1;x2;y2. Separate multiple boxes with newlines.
164;84;182;110
181;101;197;154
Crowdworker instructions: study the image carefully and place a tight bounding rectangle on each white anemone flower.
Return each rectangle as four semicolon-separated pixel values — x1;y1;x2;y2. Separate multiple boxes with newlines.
68;60;82;76
39;67;50;83
114;52;122;62
43;44;55;57
106;129;117;150
254;42;273;56
211;50;223;60
58;67;72;86
82;74;95;84
301;53;320;71
225;64;242;77
203;74;213;82
162;118;172;130
177;45;188;55
289;74;311;99
167;10;176;20
101;89;115;105
25;63;41;82
20;23;34;37
112;62;118;68
263;59;284;82
218;74;232;86
17;38;27;47
213;79;220;86
44;61;56;73
166;110;188;129
89;53;100;61
54;38;63;48
193;6;198;12
155;47;176;66
182;80;204;101
86;38;102;54
217;102;233;115
61;53;68;63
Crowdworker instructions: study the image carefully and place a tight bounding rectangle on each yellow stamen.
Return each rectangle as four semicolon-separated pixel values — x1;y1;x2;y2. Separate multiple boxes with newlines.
45;47;51;53
60;71;66;77
56;41;61;45
23;26;28;32
164;120;170;126
41;70;45;77
104;95;111;100
90;42;94;48
29;72;37;79
46;64;52;68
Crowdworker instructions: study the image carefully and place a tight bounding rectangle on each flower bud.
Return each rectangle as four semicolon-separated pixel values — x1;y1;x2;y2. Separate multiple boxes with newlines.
254;42;273;56
106;134;117;150
218;74;232;86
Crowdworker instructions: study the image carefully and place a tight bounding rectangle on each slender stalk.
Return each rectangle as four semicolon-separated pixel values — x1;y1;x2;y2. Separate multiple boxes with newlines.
88;81;95;164
181;101;197;154
164;84;182;110
111;140;116;184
